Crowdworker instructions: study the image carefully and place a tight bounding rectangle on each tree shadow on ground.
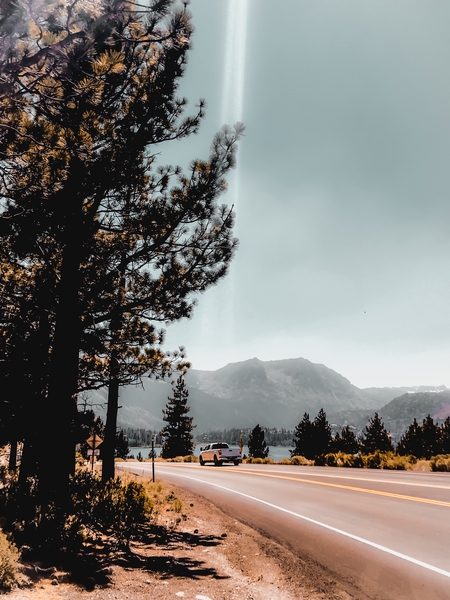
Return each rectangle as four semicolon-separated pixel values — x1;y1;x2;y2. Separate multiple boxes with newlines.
18;521;229;590
113;523;229;581
50;522;228;588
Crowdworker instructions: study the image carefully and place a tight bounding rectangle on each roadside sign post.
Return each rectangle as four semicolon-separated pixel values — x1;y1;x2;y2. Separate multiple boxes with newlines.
86;432;103;472
151;435;156;482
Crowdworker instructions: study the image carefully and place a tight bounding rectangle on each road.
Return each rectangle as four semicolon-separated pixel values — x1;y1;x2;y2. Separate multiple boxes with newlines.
120;462;450;599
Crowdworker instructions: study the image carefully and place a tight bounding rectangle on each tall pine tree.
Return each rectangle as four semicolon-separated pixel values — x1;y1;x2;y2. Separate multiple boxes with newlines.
360;413;393;454
311;408;332;458
291;413;314;459
397;418;423;457
160;376;195;459
248;424;269;459
0;0;243;502
440;417;450;455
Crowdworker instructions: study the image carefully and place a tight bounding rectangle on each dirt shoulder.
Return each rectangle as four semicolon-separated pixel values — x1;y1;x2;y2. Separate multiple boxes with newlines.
6;484;352;600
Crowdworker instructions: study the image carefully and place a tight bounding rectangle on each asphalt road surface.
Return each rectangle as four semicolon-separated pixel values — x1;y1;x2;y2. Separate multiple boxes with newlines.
121;462;450;599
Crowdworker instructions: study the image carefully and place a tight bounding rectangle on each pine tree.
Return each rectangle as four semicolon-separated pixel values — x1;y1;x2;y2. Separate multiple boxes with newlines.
420;414;440;459
311;408;332;458
291;413;314;459
114;431;130;460
160;376;195;459
397;418;423;457
440;417;450;455
248;424;269;458
333;425;359;454
0;0;243;501
360;413;393;454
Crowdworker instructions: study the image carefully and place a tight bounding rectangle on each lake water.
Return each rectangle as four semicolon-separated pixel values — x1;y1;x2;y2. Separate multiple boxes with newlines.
128;444;293;461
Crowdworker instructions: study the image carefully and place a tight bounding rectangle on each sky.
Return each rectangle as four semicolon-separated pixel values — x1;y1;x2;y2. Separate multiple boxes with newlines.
162;0;450;389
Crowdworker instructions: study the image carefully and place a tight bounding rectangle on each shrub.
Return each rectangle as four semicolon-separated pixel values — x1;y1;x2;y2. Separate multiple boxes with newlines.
314;454;327;466
324;453;337;466
182;455;199;463
382;453;416;470
334;452;357;467
363;452;382;469
430;454;450;472
165;490;182;513
277;458;292;465
0;471;154;557
0;529;19;590
243;457;263;464
320;452;365;468
243;456;274;464
83;476;153;544
290;455;312;466
352;455;365;468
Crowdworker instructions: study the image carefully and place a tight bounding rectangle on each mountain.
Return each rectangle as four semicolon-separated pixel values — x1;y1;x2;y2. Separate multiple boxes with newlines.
359;385;448;408
376;392;450;441
89;357;449;436
95;357;381;433
329;391;450;443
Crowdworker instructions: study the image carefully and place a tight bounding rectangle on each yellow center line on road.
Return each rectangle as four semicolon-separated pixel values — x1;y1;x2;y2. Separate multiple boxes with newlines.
208;466;450;508
238;467;450;490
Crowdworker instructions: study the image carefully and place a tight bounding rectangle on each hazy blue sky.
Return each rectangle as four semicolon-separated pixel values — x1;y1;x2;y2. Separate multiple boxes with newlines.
163;0;450;388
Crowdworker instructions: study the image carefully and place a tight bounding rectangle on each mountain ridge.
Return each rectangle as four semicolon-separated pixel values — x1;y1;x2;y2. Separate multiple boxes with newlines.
90;356;448;435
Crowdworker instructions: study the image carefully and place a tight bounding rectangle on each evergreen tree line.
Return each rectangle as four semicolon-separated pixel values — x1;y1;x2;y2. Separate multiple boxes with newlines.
120;428;163;448
291;410;450;460
197;427;293;447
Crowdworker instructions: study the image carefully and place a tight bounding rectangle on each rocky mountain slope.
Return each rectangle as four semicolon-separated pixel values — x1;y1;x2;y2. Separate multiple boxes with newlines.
329;391;450;443
91;357;449;436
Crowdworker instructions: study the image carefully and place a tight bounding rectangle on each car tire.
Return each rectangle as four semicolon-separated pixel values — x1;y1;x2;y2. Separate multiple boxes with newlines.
214;455;222;467
234;460;240;466
199;457;204;466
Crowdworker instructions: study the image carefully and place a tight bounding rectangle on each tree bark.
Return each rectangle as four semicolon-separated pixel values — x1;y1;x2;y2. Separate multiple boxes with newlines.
8;437;17;472
102;366;119;482
34;182;83;507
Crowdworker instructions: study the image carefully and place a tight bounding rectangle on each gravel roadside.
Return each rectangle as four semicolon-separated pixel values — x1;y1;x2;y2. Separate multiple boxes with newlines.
6;485;354;600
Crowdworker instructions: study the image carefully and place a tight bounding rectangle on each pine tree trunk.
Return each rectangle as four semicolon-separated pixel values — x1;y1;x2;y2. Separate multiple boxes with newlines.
8;437;17;472
102;365;119;482
102;269;125;482
34;184;83;508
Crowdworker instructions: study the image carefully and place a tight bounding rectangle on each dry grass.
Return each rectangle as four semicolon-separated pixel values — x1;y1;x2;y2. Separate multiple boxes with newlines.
0;529;20;590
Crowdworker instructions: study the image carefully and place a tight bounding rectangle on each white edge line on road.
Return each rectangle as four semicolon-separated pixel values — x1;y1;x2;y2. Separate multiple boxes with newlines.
157;469;450;580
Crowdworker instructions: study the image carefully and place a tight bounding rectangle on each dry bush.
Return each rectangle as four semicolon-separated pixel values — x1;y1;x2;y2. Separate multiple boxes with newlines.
182;455;199;463
0;529;19;590
115;472;183;518
381;453;416;470
430;454;450;472
289;455;313;466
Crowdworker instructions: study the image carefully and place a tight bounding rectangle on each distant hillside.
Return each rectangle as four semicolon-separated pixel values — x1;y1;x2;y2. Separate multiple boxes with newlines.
329;392;450;443
360;385;448;408
377;392;450;441
89;357;449;435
